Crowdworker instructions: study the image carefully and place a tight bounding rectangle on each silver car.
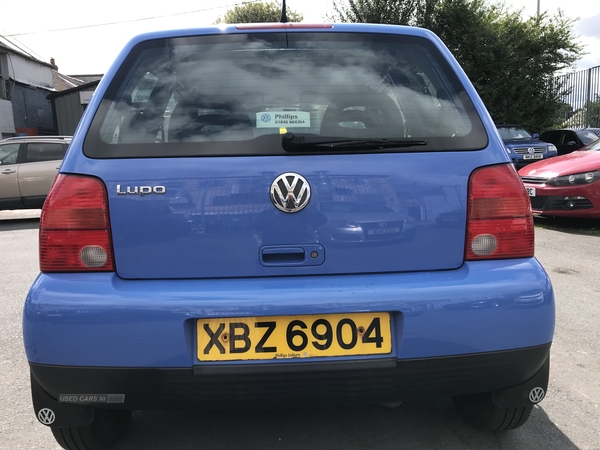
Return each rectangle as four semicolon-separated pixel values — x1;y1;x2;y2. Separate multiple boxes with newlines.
0;136;71;210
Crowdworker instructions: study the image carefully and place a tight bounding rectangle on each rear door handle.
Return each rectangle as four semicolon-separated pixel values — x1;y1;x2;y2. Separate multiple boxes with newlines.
2;169;16;174
260;245;325;267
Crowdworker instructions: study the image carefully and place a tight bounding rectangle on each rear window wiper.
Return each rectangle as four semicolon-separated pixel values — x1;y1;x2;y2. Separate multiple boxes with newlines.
281;132;427;152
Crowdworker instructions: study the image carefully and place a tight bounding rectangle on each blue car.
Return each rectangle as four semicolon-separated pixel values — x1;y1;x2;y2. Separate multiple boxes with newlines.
23;22;554;449
497;124;558;168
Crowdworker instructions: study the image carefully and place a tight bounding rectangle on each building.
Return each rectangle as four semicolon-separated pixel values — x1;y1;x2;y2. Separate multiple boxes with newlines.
48;77;101;136
1;37;103;139
0;41;56;138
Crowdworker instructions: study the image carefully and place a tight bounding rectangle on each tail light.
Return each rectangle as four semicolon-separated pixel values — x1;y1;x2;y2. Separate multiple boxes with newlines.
466;164;534;260
40;174;115;272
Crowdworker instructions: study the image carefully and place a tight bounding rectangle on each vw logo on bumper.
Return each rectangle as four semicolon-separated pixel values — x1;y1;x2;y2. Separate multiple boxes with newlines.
529;387;546;403
270;173;311;213
37;408;56;425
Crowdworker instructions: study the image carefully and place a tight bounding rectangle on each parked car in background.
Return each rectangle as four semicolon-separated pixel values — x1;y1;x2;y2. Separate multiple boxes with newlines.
540;128;600;155
315;201;417;244
23;23;554;449
519;136;600;218
496;124;557;168
0;136;71;211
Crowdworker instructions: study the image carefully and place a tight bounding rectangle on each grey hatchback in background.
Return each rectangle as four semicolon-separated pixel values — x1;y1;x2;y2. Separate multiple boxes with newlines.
0;136;71;211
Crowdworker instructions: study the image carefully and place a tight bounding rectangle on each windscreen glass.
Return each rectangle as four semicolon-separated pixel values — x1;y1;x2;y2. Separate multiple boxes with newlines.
497;126;532;140
85;32;487;157
578;130;600;145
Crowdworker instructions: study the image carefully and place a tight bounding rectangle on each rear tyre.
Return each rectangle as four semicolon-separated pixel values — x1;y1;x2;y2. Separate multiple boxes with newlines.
50;409;132;450
452;392;533;431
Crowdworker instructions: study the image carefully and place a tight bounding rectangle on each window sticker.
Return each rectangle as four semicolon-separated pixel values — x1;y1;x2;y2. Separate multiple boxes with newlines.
256;111;311;128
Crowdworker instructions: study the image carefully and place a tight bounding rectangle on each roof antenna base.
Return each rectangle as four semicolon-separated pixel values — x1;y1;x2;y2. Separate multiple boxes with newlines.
280;0;288;23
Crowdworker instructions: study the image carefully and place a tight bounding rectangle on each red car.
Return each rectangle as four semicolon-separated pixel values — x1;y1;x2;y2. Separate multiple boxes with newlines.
519;137;600;218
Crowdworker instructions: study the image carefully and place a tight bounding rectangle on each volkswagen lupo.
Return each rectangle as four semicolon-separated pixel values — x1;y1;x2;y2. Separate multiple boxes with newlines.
23;22;554;449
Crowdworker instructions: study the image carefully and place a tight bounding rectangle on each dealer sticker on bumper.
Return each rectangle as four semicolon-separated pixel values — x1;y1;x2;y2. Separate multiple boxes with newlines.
59;394;125;404
197;312;391;361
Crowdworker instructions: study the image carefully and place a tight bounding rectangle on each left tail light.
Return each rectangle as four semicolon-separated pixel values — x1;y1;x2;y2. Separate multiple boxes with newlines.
40;174;115;272
465;164;534;260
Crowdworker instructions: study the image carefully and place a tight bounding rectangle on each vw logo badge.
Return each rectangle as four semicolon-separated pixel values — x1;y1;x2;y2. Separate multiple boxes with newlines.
270;173;311;213
528;147;535;154
529;387;545;403
37;408;56;425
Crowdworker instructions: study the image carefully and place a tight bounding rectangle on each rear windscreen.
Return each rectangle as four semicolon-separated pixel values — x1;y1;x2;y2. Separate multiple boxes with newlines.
85;32;487;158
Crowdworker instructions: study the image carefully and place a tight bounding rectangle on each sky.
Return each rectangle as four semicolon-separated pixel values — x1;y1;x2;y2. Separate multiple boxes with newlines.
0;0;598;76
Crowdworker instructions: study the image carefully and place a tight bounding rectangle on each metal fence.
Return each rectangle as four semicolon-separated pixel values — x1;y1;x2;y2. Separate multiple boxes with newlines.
555;65;600;128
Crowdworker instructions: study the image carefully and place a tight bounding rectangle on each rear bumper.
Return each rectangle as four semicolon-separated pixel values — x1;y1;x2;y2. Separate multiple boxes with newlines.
30;343;551;413
25;259;554;426
24;258;554;368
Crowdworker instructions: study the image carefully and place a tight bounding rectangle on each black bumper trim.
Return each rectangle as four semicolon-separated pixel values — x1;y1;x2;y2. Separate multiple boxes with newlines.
30;343;551;411
193;357;398;375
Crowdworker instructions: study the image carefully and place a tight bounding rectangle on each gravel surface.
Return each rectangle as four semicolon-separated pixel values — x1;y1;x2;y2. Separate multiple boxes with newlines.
1;210;598;450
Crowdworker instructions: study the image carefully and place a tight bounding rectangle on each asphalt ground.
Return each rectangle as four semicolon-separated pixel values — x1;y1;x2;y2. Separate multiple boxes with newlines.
1;210;598;450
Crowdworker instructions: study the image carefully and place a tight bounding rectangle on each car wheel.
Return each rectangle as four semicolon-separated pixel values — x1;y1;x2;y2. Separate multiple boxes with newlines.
452;392;533;431
50;409;132;450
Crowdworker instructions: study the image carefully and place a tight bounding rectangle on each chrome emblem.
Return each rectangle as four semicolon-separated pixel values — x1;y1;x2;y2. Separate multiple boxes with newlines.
117;185;166;196
37;408;56;425
529;387;546;403
528;147;535;154
270;173;311;213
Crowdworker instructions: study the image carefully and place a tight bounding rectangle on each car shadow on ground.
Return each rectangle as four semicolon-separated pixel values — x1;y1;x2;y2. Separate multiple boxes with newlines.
0;217;40;231
111;399;579;450
534;216;600;237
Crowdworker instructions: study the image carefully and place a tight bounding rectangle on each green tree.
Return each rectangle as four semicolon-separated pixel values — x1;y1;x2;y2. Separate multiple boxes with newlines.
584;95;600;128
556;100;575;124
217;2;303;24
328;0;584;132
329;0;438;27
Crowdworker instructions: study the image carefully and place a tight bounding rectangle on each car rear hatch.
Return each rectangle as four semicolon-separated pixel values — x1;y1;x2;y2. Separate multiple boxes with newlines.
74;28;495;280
83;154;481;279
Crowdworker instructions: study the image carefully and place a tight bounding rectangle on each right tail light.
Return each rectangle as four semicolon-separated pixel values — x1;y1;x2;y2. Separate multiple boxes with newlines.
466;164;534;260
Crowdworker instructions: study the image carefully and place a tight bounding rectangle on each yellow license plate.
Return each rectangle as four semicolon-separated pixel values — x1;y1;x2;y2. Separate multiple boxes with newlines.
197;312;391;361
